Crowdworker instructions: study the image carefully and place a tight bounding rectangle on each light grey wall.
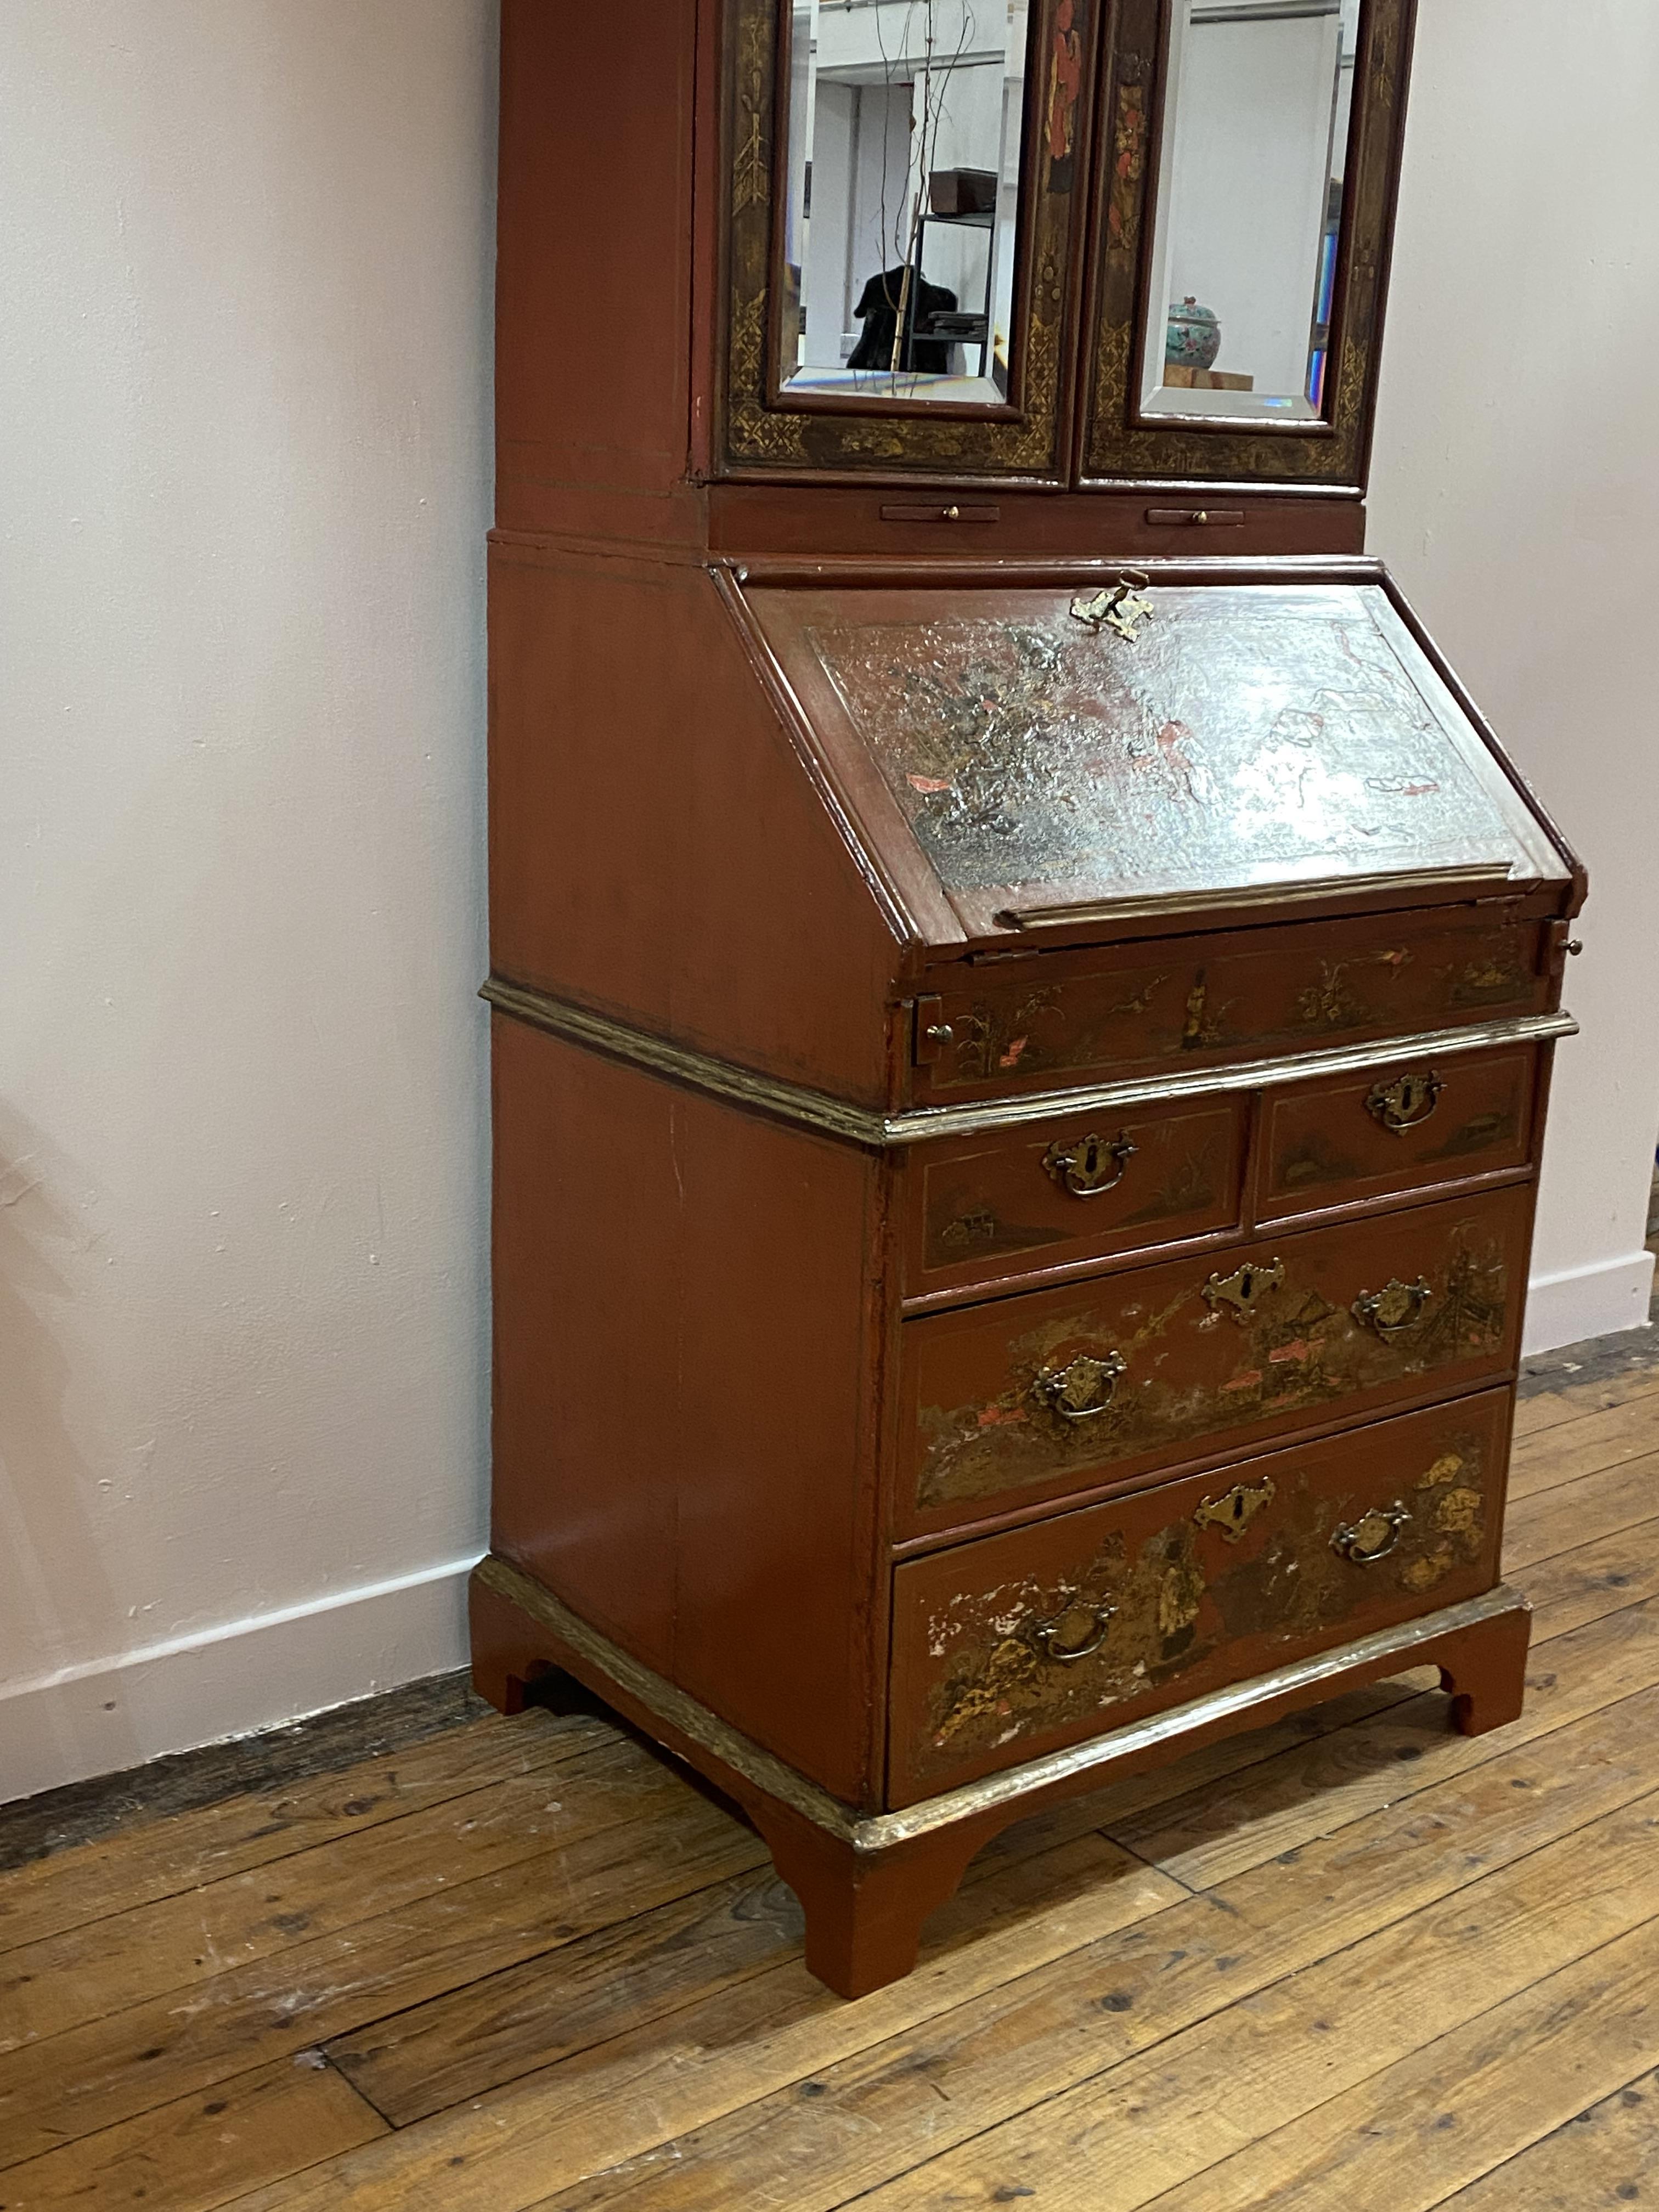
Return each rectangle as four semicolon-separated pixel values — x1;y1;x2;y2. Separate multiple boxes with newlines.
0;0;498;1801
1368;0;1659;1351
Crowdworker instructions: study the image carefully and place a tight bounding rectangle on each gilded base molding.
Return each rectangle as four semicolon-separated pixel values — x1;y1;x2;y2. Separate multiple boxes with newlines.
473;1552;1528;1855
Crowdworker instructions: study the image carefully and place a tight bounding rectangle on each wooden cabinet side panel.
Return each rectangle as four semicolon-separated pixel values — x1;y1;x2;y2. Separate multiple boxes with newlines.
673;1087;891;1808
488;549;901;1103
490;1017;887;1805
495;0;699;530
492;1017;682;1672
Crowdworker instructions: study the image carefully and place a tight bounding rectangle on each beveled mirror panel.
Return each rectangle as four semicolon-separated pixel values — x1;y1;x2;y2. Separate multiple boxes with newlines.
1082;0;1414;489
720;0;1097;480
780;2;1032;407
1141;0;1361;424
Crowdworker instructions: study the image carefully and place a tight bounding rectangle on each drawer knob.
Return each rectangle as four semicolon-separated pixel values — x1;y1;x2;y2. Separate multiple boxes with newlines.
1331;1501;1413;1564
1025;1599;1116;1664
1352;1276;1434;1340
1365;1070;1444;1135
1042;1130;1138;1198
1033;1350;1127;1421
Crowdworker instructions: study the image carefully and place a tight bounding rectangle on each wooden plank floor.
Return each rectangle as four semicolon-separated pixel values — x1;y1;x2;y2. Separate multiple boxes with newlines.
5;1358;1659;2209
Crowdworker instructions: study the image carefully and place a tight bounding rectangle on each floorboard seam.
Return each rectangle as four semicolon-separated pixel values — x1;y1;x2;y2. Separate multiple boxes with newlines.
452;1759;1659;2212
0;1812;768;2094
1414;2051;1659;2212
88;1611;1654;2165
1103;1612;1659;1894
319;2045;399;2130
1096;1829;1198;1895
815;1832;1659;2212
1183;1912;1659;2212
0;1733;633;1963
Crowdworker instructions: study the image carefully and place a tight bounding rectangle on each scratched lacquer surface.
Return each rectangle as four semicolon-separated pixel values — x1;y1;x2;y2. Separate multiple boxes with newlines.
900;1184;1531;1533
799;585;1566;915
888;1388;1511;1802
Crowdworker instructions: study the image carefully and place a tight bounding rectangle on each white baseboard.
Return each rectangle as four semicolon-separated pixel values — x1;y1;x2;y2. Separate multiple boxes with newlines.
0;1553;480;1808
1522;1249;1656;1359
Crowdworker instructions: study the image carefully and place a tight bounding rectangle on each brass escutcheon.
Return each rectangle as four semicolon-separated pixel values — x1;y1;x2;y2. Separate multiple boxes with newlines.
1331;1501;1413;1564
1033;1351;1128;1422
1203;1257;1286;1321
1352;1276;1433;1340
1042;1130;1138;1199
1025;1599;1116;1664
1365;1069;1444;1135
1069;571;1155;645
1194;1477;1277;1542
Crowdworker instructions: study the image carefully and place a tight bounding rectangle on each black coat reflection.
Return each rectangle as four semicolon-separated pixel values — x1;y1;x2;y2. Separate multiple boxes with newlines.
847;267;958;373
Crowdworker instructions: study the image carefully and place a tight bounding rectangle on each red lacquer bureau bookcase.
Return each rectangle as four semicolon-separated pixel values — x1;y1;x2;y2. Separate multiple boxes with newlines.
472;0;1584;1995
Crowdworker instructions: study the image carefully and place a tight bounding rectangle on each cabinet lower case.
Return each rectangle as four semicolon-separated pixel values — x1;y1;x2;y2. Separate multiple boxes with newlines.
476;551;1581;1995
471;1545;1530;2001
477;1008;1550;1999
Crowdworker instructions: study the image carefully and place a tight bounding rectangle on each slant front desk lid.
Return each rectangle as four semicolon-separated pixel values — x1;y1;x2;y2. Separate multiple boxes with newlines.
740;571;1574;949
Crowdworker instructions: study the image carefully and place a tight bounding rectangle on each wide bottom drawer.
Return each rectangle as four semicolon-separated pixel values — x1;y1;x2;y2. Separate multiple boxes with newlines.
887;1389;1512;1805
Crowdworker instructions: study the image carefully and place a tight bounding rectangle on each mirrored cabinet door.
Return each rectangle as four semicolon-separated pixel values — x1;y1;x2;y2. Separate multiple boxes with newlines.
718;0;1098;481
1081;0;1414;489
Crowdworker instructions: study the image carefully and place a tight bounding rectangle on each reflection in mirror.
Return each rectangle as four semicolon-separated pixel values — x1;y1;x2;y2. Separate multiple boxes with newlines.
1142;0;1361;424
782;2;1033;407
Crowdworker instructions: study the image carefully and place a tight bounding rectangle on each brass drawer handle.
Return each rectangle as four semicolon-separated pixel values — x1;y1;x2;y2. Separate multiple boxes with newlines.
1331;1502;1413;1564
1025;1600;1116;1664
1365;1070;1444;1135
1033;1351;1127;1421
1203;1257;1285;1321
1042;1131;1137;1198
1352;1276;1433;1339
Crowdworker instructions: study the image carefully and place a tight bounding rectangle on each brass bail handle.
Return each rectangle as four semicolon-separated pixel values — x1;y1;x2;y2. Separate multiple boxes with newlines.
1042;1130;1138;1199
1331;1502;1413;1564
1365;1069;1444;1135
1033;1350;1128;1422
1352;1277;1434;1340
1025;1599;1116;1664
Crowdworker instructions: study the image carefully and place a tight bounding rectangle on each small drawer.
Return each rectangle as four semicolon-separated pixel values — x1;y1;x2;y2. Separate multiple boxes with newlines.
898;1184;1529;1538
904;1097;1248;1300
1257;1045;1538;1224
888;1389;1511;1804
913;906;1552;1102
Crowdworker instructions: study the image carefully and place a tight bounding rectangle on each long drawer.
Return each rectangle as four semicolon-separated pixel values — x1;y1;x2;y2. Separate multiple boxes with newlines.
913;905;1554;1103
899;1184;1530;1538
888;1390;1513;1804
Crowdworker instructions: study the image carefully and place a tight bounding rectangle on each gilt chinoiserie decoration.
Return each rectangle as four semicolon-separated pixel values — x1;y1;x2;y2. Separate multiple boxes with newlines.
1081;0;1415;488
477;0;1583;2001
719;0;1097;481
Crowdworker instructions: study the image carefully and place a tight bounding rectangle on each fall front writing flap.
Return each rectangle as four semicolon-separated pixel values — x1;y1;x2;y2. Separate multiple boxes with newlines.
741;573;1573;946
